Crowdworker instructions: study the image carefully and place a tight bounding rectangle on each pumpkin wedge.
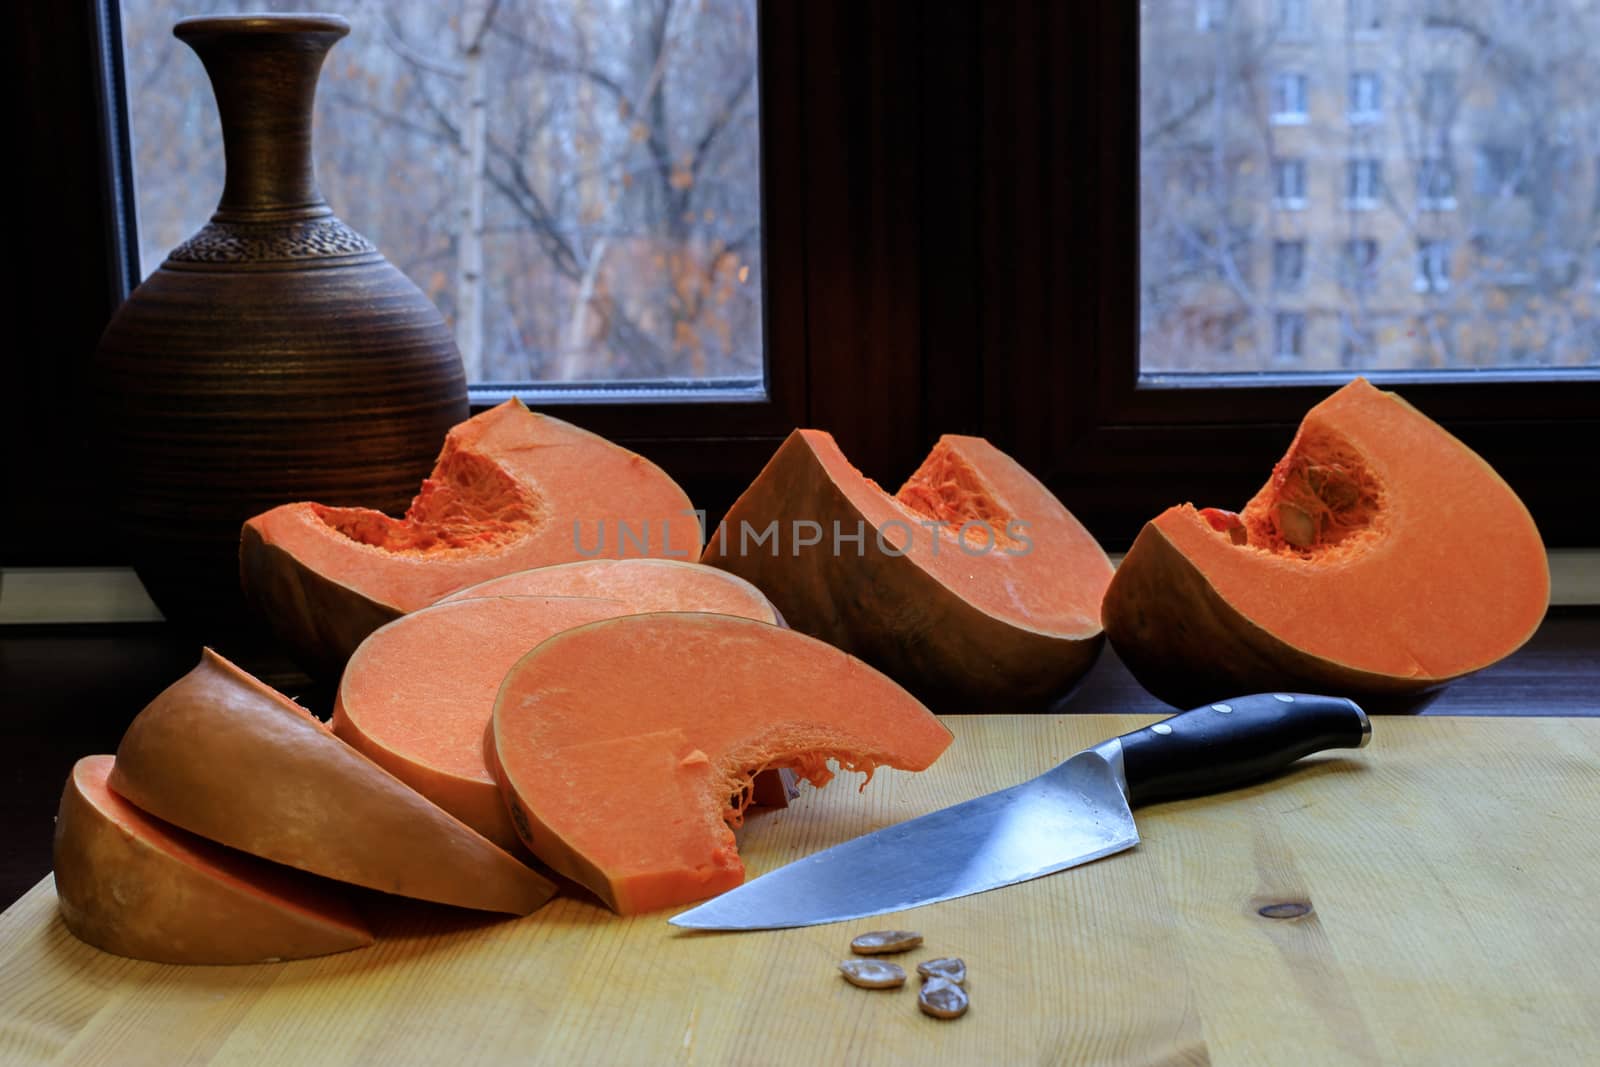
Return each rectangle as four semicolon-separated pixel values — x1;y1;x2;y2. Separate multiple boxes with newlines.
701;430;1115;712
109;649;554;915
241;399;702;678
334;566;781;851
54;755;374;964
489;612;953;914
1102;378;1549;707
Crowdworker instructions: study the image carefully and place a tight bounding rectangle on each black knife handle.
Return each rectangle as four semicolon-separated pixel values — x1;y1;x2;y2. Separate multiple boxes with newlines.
1117;693;1370;808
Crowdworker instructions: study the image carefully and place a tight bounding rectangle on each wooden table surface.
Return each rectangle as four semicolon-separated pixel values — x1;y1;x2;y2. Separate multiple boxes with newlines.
1;714;1596;1066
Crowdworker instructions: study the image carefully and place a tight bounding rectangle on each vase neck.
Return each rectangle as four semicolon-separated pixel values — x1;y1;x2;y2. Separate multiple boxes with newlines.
175;15;350;223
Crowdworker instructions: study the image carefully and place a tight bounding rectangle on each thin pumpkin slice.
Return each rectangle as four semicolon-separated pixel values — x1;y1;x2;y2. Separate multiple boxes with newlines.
240;399;702;678
1102;377;1549;707
54;755;373;964
702;430;1115;712
109;649;555;915
334;568;782;852
438;557;781;623
488;612;953;915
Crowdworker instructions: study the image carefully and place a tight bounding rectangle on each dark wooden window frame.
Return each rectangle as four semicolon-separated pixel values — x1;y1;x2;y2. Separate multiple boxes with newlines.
9;0;1596;573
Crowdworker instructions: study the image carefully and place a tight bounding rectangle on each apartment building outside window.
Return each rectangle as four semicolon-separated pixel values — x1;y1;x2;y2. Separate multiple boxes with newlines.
1342;238;1380;291
1349;72;1382;123
1347;159;1383;208
1277;0;1310;39
1274;158;1308;209
1419;157;1457;209
1273;311;1306;359
1271;73;1309;124
1197;0;1231;32
1416;240;1451;293
1273;240;1307;291
1349;0;1383;34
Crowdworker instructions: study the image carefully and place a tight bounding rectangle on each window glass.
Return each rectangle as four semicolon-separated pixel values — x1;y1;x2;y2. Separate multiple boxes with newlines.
121;0;764;388
1141;0;1598;371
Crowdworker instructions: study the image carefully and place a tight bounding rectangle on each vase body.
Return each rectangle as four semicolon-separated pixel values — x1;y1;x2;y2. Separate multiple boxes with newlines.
93;14;469;632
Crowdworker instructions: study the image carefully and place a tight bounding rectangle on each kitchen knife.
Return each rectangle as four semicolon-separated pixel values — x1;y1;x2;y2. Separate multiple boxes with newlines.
669;692;1369;931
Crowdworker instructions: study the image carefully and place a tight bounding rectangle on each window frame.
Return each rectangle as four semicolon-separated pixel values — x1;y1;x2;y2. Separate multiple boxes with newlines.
11;0;1599;573
1270;72;1309;125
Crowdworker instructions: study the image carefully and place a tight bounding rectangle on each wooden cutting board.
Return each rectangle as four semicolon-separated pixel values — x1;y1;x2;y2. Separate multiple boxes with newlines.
1;715;1596;1066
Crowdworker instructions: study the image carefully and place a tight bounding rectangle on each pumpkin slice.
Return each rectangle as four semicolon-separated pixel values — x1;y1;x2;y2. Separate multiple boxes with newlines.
701;430;1115;712
240;399;703;678
1101;378;1549;707
438;557;781;622
441;561;798;811
108;649;555;915
334;567;782;851
489;611;953;915
54;755;373;964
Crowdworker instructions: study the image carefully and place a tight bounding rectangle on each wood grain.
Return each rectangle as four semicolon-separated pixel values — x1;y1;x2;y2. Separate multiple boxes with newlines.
1;715;1596;1065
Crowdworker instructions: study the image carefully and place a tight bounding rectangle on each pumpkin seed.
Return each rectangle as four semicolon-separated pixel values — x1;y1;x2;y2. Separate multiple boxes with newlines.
838;959;907;989
849;929;923;955
918;976;969;1019
916;957;966;985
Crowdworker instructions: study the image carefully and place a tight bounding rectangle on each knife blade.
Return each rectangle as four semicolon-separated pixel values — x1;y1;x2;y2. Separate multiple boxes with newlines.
669;692;1370;930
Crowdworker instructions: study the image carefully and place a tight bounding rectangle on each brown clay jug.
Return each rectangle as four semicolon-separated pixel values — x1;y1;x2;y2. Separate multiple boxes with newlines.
92;14;469;634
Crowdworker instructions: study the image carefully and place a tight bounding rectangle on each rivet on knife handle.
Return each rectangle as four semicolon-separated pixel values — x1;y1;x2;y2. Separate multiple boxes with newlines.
1117;692;1370;809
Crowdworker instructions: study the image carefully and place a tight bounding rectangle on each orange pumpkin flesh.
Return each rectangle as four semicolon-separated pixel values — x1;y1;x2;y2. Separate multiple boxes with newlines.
489;612;953;914
333;563;782;851
1102;378;1549;707
54;756;374;964
702;430;1114;711
109;649;555;915
241;399;703;677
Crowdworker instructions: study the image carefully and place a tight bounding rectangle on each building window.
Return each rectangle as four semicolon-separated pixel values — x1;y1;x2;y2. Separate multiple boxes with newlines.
1340;319;1377;366
1273;240;1307;291
1348;72;1382;123
1271;73;1309;124
1418;157;1457;209
1273;158;1308;209
1273;311;1306;360
1276;0;1309;38
1342;238;1379;290
1416;240;1451;293
1196;0;1232;32
1422;69;1456;125
1479;145;1532;198
1347;159;1383;208
1349;0;1383;34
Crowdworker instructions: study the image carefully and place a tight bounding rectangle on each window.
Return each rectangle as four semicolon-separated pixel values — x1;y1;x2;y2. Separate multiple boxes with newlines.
1479;145;1532;198
1197;0;1232;32
1416;240;1451;292
1339;317;1377;366
1350;0;1383;34
1271;73;1309;124
1418;157;1457;209
1346;159;1383;207
1342;238;1379;291
1348;72;1382;122
120;0;765;390
1273;158;1308;208
1422;69;1456;125
23;0;1596;572
1276;0;1310;38
1273;240;1307;290
1273;311;1306;359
